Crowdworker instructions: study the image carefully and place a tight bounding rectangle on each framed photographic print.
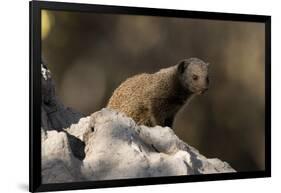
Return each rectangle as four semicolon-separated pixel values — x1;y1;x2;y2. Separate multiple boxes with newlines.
29;0;271;192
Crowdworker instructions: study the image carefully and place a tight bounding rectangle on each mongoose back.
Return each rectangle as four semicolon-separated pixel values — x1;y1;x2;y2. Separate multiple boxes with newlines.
107;58;210;127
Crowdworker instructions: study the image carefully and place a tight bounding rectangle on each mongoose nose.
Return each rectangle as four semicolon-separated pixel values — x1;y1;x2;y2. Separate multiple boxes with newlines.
206;76;210;85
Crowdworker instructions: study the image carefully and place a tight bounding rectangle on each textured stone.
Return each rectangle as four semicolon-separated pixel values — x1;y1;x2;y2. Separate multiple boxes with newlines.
41;130;84;183
41;63;83;131
42;108;235;183
40;63;235;183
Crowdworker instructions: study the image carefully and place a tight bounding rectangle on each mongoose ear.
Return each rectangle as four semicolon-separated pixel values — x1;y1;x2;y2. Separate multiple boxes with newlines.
177;60;187;74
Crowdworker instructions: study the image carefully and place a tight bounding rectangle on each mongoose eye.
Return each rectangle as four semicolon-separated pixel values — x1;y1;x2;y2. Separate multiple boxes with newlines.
192;74;199;81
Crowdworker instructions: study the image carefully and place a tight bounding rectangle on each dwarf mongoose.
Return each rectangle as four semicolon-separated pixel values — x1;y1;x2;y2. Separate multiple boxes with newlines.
107;58;210;127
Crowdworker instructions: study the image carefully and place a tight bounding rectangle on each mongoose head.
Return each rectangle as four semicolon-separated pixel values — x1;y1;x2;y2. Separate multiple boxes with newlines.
177;58;209;95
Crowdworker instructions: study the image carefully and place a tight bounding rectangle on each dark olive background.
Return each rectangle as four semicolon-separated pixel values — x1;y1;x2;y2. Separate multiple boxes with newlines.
42;10;265;172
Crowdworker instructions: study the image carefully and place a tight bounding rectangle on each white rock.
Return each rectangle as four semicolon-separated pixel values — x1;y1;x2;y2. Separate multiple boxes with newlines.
41;130;84;183
42;108;235;183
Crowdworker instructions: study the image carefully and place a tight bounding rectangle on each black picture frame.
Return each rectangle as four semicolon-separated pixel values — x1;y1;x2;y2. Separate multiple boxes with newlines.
29;1;271;192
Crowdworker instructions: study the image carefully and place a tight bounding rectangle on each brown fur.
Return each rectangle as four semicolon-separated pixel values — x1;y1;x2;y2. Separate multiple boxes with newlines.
107;58;209;127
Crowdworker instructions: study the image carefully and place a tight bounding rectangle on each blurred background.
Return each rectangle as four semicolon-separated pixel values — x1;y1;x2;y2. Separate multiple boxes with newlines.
42;10;265;172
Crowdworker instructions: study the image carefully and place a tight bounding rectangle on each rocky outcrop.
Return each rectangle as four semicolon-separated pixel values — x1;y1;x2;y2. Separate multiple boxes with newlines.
40;63;235;184
42;109;235;183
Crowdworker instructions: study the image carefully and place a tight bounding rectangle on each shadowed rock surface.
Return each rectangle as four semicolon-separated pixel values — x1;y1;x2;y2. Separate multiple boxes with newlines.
41;63;86;160
41;63;84;131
